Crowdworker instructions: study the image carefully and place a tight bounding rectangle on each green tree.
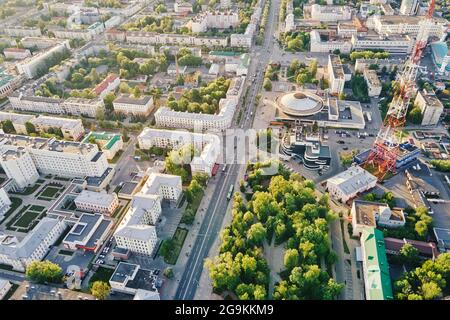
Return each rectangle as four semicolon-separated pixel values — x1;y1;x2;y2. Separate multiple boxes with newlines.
90;281;110;300
247;223;267;246
26;260;63;284
263;78;272;91
1;120;15;133
398;244;420;267
25;122;37;134
164;267;174;279
132;86;141;98
103;93;116;111
284;248;299;271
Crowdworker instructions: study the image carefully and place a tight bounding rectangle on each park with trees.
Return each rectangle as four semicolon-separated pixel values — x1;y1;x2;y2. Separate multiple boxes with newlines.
205;160;343;299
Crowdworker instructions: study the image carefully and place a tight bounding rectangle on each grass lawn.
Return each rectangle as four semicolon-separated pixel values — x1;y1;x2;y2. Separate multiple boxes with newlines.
59;250;74;256
29;205;45;212
40;186;61;198
89;266;115;286
111;205;124;218
11;183;42;196
2;283;19;300
163;227;188;265
0;197;22;224
180;191;204;224
14;210;42;228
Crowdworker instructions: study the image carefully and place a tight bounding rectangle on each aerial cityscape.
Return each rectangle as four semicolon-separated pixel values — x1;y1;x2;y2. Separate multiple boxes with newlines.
0;0;449;304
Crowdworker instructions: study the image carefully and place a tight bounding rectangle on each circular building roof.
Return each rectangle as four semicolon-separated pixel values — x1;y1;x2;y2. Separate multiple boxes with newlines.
278;91;323;117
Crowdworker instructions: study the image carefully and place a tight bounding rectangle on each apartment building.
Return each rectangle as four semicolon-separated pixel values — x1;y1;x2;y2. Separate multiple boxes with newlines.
414;89;444;126
430;41;450;75
74;190;119;216
327;166;378;203
310;4;352;21
50;27;94;41
155;76;244;131
124;32;229;48
63;213;113;252
0;72;24;99
0;217;66;272
354;58;404;73
21;37;60;50
30;116;85;141
0;185;12;222
0;149;40;189
328;54;345;95
310;30;352;54
0;280;11;300
174;1;193;14
363;69;382;97
114;173;182;256
81;132;123;160
138;128;220;176
92;74;120;99
3;48;32;60
61;97;104;118
16;41;71;79
0;133;109;179
400;0;419;15
0;112;35;134
113;95;154;116
371;15;448;38
4;26;42;37
351;34;414;54
191;11;239;33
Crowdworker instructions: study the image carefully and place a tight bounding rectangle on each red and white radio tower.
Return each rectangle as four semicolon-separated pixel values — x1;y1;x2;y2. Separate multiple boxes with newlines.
363;0;436;181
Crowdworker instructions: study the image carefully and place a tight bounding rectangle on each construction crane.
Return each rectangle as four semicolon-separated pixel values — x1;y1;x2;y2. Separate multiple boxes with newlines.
363;0;436;181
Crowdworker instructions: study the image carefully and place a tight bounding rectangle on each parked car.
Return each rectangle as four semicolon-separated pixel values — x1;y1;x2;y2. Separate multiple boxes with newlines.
337;140;345;144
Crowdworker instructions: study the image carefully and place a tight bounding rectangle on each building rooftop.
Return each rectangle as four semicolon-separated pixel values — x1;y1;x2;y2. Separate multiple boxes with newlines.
329;54;344;79
353;200;405;227
417;89;444;109
361;227;393;300
364;69;381;87
384;237;440;258
82;132;122;150
10;281;95;300
92;74;119;95
0;111;35;125
75;190;117;207
114;94;153;105
141;173;182;196
63;213;112;249
328;166;377;196
30;116;82;130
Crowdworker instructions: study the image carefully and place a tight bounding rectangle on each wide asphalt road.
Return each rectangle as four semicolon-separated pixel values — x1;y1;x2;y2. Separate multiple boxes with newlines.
175;0;279;300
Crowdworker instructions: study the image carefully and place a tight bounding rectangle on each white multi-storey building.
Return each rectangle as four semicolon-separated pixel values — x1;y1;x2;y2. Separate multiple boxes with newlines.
310;30;352;54
191;11;239;33
370;15;448;38
8;94;64;114
400;0;419;15
0;72;24;99
138;128;220;176
310;4;352;22
4;26;41;37
326;166;378;203
0;133;109;179
0;217;66;272
113;95;154;116
328;55;345;95
351;34;414;54
0;149;40;189
3;48;32;60
414;89;444;126
30;116;84;141
74;190;119;216
155;76;245;131
363;69;382;97
61;97;104;118
125;32;229;48
174;1;193;14
16;41;70;79
21;37;60;50
0;186;12;222
114;172;182;255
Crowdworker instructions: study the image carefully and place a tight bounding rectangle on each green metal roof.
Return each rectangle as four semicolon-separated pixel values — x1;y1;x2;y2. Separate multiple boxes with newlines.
361;227;394;300
82;131;121;150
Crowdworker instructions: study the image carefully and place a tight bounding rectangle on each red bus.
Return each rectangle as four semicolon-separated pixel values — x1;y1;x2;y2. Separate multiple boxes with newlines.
211;163;220;176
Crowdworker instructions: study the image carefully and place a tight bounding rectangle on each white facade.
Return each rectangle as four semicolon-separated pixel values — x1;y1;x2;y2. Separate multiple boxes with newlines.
327;166;378;203
125;32;229;48
328;55;345;95
30;116;85;141
113;95;154;116
4;26;41;37
0;279;12;300
174;1;193;14
371;15;448;38
0;149;40;189
310;4;352;22
16;41;70;79
92;74;120;99
0;133;109;179
138;128;220;176
62;97;104;118
155;76;244;132
0;187;12;222
0;217;66;272
0;112;35;135
400;0;419;15
191;11;239;33
363;69;382;97
351;34;414;54
414;89;444;126
74;190;119;216
0;73;23;99
310;30;352;54
3;48;32;60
